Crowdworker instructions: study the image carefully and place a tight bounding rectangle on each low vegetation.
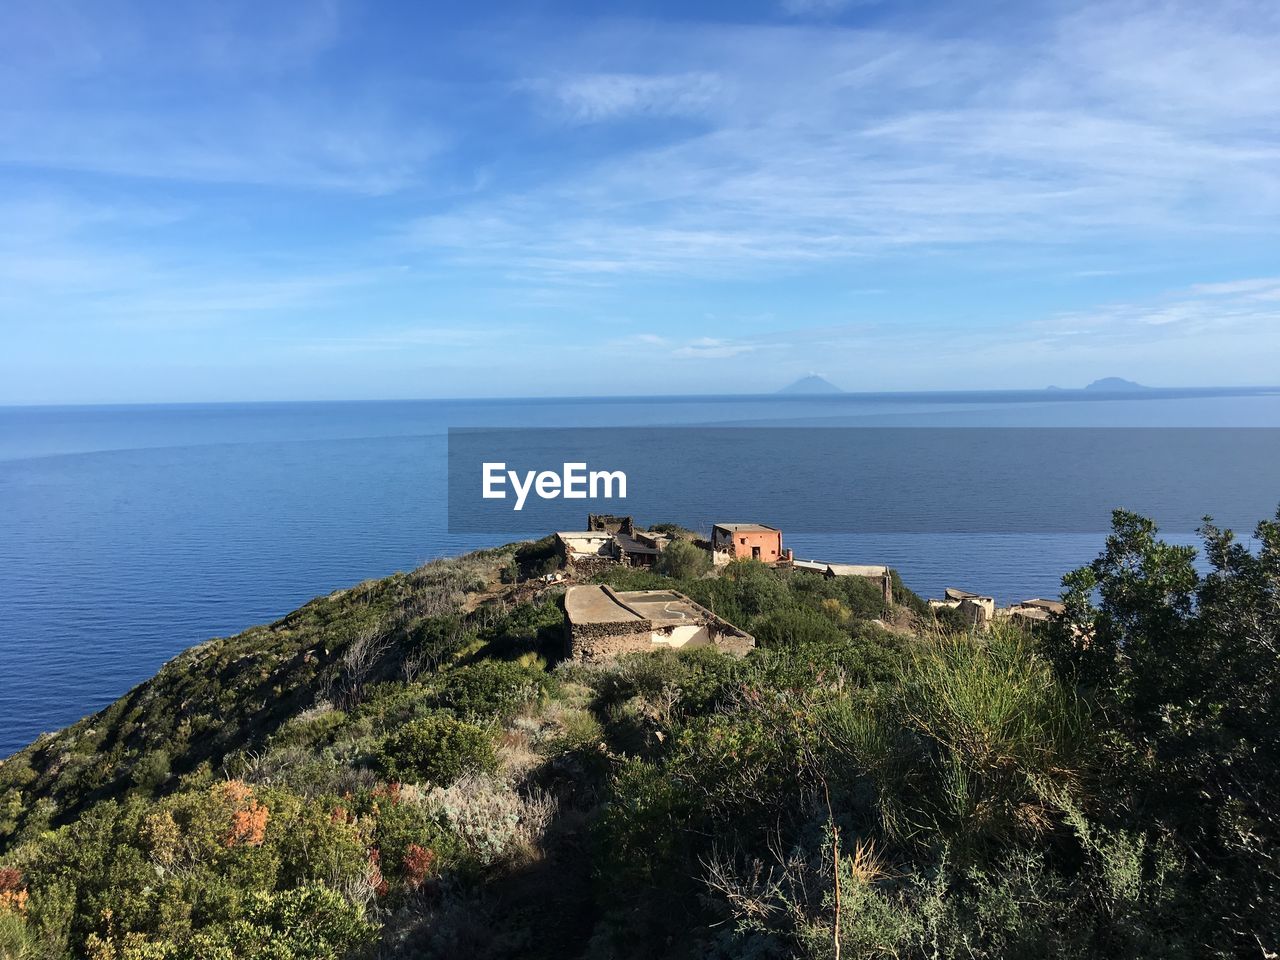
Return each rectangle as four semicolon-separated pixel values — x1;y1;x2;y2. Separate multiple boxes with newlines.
0;509;1276;958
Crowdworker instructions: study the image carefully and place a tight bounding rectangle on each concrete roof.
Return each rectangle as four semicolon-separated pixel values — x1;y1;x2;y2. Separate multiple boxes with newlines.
564;585;643;625
617;590;705;623
713;523;778;533
1019;598;1066;613
792;559;888;577
945;587;993;601
826;563;889;577
564;585;715;626
614;532;663;555
792;559;828;572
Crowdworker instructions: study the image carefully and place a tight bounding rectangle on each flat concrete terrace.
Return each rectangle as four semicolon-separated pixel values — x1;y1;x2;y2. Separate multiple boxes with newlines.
563;585;755;660
613;589;707;623
563;583;645;626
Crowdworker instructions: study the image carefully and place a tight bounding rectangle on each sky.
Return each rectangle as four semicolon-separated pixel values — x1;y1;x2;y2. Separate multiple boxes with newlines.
1;0;1279;403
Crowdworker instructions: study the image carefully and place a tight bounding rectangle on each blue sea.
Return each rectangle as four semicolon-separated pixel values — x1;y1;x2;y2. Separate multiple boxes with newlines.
2;389;1278;758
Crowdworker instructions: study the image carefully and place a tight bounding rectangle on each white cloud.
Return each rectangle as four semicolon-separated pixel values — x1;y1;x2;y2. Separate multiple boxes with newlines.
1036;277;1280;345
409;5;1280;278
671;337;757;359
534;72;724;123
778;0;874;16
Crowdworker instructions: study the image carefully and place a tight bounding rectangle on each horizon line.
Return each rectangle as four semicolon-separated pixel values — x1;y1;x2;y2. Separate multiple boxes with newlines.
2;384;1278;411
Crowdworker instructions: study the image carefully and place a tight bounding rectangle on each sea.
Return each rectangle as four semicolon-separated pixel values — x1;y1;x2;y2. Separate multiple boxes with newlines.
2;388;1278;758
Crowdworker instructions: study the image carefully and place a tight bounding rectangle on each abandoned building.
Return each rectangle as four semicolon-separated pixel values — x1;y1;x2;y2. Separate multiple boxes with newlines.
998;597;1066;624
711;523;792;565
613;528;672;567
587;514;635;536
556;517;675;572
792;560;894;604
554;531;620;573
563;584;755;661
929;587;997;626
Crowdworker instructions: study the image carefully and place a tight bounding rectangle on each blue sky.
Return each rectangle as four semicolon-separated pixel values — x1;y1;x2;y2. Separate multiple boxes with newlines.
2;0;1278;403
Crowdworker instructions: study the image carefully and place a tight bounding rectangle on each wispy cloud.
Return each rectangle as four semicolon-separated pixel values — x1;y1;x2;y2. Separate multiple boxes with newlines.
672;337;757;359
1036;277;1280;344
778;0;875;16
3;0;1279;398
531;72;724;123
406;5;1280;279
293;326;513;354
0;1;439;192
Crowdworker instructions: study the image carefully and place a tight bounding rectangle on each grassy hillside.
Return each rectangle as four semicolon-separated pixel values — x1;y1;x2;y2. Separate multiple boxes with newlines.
1;511;1277;959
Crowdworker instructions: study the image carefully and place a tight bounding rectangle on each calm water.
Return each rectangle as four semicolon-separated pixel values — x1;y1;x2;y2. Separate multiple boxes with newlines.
2;389;1278;757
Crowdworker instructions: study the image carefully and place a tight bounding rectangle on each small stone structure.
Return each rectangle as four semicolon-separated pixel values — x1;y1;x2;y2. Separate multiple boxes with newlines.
558;518;674;571
587;514;635;536
563;584;755;661
929;588;997;627
613;528;672;567
997;597;1066;624
555;531;621;577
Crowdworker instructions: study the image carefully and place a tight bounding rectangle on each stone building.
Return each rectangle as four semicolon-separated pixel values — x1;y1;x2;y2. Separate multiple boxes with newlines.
563;584;755;661
554;531;620;576
997;597;1066;624
587;514;635;536
929;587;997;627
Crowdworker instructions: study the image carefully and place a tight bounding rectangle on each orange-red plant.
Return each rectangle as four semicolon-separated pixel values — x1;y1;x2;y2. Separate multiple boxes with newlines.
402;844;437;891
219;780;269;847
367;847;389;897
0;867;28;915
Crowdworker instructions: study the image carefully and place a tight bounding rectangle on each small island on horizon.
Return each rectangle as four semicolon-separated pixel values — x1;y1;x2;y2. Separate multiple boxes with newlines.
1046;377;1149;392
778;374;843;394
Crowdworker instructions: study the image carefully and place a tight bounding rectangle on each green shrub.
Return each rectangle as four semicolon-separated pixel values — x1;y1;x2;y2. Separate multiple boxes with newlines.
751;605;847;648
0;910;38;960
655;540;711;580
514;536;560;580
828;625;1089;856
371;800;460;885
190;883;375;960
426;660;550;720
130;750;171;793
375;716;497;785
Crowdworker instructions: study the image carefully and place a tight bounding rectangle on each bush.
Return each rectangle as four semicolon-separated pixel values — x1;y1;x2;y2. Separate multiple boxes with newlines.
190;883;375;960
1051;508;1280;952
751;605;847;648
376;716;497;785
655;540;711;580
131;750;171;793
426;660;550;720
514;536;560;580
828;625;1089;856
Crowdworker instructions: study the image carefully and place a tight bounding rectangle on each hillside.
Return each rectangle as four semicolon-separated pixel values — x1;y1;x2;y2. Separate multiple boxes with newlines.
1;511;1279;959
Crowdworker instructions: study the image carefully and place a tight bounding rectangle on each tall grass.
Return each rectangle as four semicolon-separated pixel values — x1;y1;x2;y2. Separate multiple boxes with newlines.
828;624;1090;856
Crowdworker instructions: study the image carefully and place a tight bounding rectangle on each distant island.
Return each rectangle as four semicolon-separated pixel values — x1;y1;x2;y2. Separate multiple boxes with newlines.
778;374;842;394
1046;378;1149;392
1084;377;1148;391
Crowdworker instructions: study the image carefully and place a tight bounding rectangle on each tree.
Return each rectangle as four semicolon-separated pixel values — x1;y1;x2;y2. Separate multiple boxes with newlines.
1053;507;1280;953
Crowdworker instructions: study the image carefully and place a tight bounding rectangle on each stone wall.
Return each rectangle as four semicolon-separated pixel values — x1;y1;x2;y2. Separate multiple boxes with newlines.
573;627;670;665
566;608;755;661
